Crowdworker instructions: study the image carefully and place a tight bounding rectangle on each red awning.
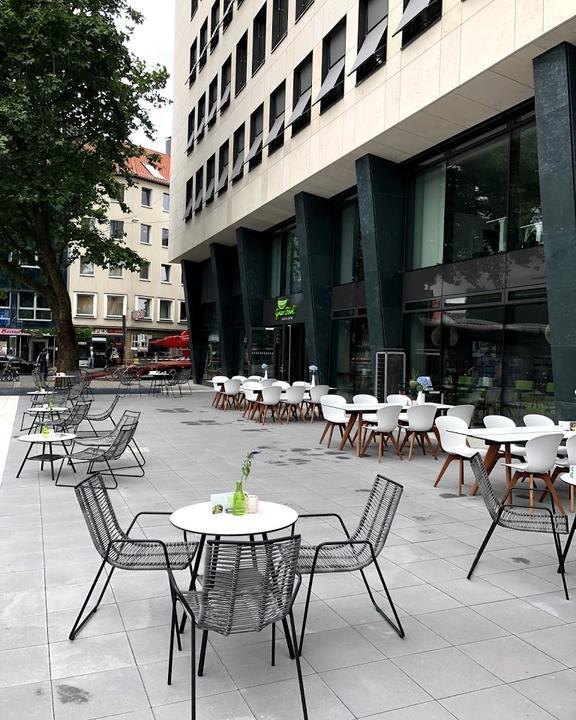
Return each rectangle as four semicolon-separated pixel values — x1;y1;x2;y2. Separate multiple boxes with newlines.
149;331;189;348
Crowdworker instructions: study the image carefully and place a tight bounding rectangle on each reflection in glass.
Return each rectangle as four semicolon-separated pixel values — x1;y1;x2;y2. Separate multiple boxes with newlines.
268;235;282;297
508;125;543;251
285;231;302;295
332;317;371;398
335;198;364;284
408;164;445;270
445;137;509;263
405;312;442;389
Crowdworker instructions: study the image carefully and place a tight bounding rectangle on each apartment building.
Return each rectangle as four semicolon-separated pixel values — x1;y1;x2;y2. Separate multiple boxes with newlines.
171;0;576;419
68;149;186;365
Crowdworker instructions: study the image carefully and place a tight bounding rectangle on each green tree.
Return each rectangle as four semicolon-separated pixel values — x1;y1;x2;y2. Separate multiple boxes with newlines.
0;0;168;369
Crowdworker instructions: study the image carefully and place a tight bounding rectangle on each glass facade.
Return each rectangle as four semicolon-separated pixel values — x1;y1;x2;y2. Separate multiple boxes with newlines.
267;228;301;297
332;316;372;397
334;197;364;284
407;165;445;270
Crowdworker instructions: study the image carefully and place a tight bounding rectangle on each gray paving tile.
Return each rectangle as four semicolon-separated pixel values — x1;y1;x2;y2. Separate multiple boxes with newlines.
417;607;507;645
524;592;576;622
153;691;255;720
433;577;513;605
48;605;124;644
440;685;555;719
0;645;50;689
473;598;564;634
0;612;47;650
392;584;462;615
483;569;559;597
519;624;576;667
299;626;384;672
356;616;450;658
362;701;460;720
0;681;53;720
513;669;576;720
50;632;135;680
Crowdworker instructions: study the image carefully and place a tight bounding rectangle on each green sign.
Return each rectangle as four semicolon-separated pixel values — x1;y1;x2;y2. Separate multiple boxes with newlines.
275;297;297;321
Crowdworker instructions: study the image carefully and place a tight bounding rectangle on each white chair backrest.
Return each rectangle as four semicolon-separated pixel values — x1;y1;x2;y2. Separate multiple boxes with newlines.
292;381;308;387
260;378;275;388
374;405;402;433
224;378;241;395
321;395;348;423
484;415;516;429
387;394;410;406
261;386;282;404
284;385;306;403
353;394;378;404
243;387;258;401
212;375;228;386
273;380;290;390
309;384;329;403
524;433;563;473
447;404;475;426
247;375;262;381
232;375;247;382
436;416;470;455
406;404;437;431
565;434;576;465
524;414;555;428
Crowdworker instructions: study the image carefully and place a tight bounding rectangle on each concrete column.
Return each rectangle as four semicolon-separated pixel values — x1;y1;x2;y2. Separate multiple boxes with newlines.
210;243;243;376
236;227;267;353
181;259;206;384
534;42;576;418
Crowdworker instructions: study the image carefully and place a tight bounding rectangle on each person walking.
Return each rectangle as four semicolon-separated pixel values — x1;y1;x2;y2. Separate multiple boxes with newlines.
104;344;113;370
36;348;49;381
88;345;95;369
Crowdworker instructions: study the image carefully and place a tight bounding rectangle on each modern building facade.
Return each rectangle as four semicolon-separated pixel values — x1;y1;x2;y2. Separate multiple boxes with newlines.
171;0;576;419
68;149;187;366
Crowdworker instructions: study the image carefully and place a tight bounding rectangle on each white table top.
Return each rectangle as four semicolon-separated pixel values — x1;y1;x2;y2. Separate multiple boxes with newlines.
18;432;76;443
26;406;68;414
454;426;574;443
323;401;452;413
148;371;171;377
170;500;298;536
560;472;576;488
54;374;75;378
26;390;54;396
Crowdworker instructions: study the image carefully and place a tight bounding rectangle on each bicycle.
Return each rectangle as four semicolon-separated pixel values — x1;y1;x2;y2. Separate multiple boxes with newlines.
0;362;19;382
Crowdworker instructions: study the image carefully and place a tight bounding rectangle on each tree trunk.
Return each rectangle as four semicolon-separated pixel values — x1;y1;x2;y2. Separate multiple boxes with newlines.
55;294;79;372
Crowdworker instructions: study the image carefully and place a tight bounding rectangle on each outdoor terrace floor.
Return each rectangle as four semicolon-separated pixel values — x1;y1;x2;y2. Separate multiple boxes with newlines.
1;389;575;720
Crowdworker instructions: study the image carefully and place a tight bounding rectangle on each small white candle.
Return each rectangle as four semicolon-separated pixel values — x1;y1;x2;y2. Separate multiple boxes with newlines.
246;495;259;513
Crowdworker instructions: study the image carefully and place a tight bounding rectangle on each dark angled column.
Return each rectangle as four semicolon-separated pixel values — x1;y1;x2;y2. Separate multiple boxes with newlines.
356;154;404;368
181;259;206;384
236;227;267;351
294;192;333;384
534;43;576;419
210;243;242;376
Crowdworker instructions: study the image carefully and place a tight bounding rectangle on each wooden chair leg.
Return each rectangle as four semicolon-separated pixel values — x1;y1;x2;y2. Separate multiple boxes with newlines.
320;422;330;444
408;433;416;461
529;473;535;512
378;434;384;463
327;424;335;448
389;433;403;460
361;431;375;456
434;454;454;487
571;487;574;514
458;458;464;496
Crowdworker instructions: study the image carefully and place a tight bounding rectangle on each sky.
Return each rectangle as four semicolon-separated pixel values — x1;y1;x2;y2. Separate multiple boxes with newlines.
128;0;175;153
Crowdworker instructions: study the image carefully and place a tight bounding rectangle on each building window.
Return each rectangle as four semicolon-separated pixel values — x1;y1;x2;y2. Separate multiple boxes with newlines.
189;40;197;86
110;183;125;203
191;0;198;19
136;296;152;320
217;140;229;194
267;228;302;296
161;264;172;283
140;224;151;245
141;187;152;207
207;76;218;127
508;124;543;251
159;299;174;321
162;192;170;212
223;0;233;29
289;53;313;136
80;258;94;276
197;93;206;141
199;19;208;69
139;262;150;280
194;168;204;213
108;265;123;279
205;155;216;203
247;104;264;170
162;228;169;248
407;163;445;270
353;0;388;82
295;0;313;21
210;0;220;51
232;124;245;182
105;294;125;318
75;293;96;317
444;136;509;264
267;81;285;154
18;292;52;321
179;301;188;323
397;0;442;46
252;4;267;75
272;0;288;48
335;197;364;284
221;55;232;112
110;220;124;239
235;32;248;95
184;177;194;221
187;109;196;153
317;18;346;112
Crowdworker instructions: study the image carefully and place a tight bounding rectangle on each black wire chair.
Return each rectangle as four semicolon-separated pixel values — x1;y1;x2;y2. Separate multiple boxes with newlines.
69;474;198;640
164;368;182;398
164;535;307;720
45;399;92;435
82;395;120;435
177;366;193;393
118;367;141;396
468;453;569;599
74;409;146;469
293;474;405;654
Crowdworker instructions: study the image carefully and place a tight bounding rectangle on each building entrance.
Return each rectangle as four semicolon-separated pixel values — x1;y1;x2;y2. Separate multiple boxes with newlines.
251;325;306;382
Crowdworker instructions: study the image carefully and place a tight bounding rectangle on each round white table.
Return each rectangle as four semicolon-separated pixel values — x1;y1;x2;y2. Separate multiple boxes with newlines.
560;473;576;513
23;405;69;434
17;432;76;484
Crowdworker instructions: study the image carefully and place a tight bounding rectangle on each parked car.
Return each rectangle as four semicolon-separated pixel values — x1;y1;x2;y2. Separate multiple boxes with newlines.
0;355;36;374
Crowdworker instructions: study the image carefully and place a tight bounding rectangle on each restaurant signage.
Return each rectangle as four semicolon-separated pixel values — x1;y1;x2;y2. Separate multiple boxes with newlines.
0;328;23;335
274;298;297;320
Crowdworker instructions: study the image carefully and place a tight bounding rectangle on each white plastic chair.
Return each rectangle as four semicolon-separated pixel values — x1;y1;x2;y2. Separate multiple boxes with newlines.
260;378;275;388
293;381;309;387
319;395;352;449
553;435;576;512
273;380;291;390
257;385;282;423
247;375;262;381
304;384;330;421
279;385;306;422
524;414;555;427
361;405;402;462
483;414;526;459
241;382;260;420
232;375;247;383
387;394;410;407
435;416;487;495
447;405;475;426
399;405;438;461
353;394;378;404
211;375;229;408
222;379;242;409
506;433;565;513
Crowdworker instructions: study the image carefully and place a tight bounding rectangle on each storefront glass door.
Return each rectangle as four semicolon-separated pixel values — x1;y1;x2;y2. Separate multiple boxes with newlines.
250;325;306;382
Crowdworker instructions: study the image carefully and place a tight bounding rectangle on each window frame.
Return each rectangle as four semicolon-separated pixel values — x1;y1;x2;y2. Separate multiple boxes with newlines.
160;264;172;284
252;4;267;76
162;192;170;212
221;55;232;112
79;258;95;276
158;298;174;322
317;18;347;113
135;296;153;321
235;32;248;95
74;293;97;318
141;187;152;207
105;294;127;319
290;53;313;136
247;104;264;170
232;125;245;182
272;0;288;49
217;140;229;194
140;223;152;245
108;265;123;279
267;81;286;154
139;261;151;281
161;228;169;249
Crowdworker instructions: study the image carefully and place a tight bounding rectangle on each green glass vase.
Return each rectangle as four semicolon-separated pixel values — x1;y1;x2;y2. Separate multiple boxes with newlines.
231;479;246;516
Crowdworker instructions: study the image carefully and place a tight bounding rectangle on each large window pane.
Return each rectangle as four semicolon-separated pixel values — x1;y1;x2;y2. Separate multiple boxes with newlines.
408;164;445;269
285;231;302;295
332;317;372;398
268;235;282;297
508;124;543;251
405;312;442;390
444;137;509;263
335;199;364;284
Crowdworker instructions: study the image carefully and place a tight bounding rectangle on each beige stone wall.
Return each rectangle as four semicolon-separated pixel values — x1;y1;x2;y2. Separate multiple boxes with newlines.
171;0;576;262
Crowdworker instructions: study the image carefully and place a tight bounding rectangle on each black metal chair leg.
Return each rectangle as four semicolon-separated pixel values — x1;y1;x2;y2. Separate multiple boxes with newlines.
298;570;316;656
289;610;308;720
198;630;208;676
467;518;499;579
561;515;576;566
363;552;405;638
69;562;114;640
168;594;178;685
271;622;276;666
551;525;569;600
190;616;197;720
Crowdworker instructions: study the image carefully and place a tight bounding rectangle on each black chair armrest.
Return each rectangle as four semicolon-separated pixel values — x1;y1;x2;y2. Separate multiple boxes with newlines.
293;512;350;538
126;511;174;535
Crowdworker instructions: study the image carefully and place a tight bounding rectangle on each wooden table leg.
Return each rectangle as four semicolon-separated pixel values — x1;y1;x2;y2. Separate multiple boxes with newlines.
356;413;364;458
469;443;501;496
339;413;357;451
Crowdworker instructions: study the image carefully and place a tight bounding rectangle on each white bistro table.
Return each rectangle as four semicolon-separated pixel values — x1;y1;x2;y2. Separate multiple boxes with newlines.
24;405;69;433
454;426;574;511
17;431;76;484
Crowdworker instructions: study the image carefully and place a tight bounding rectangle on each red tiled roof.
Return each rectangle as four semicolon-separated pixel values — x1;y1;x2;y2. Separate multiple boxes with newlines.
124;148;170;186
